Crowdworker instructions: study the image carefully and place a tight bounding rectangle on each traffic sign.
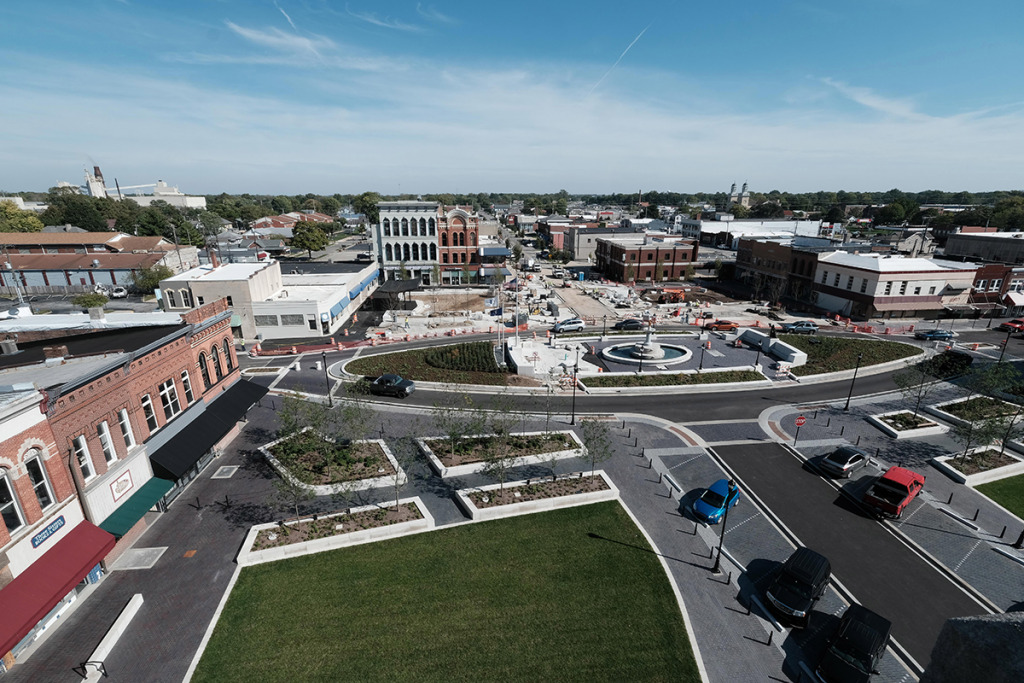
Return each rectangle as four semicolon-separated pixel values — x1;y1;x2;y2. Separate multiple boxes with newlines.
795;415;806;427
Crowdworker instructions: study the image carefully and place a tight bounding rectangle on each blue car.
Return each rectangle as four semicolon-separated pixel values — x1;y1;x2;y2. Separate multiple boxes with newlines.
692;478;741;524
914;328;954;341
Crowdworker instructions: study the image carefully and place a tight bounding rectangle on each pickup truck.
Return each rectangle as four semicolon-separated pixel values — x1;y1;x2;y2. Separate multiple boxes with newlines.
862;467;925;518
780;320;819;334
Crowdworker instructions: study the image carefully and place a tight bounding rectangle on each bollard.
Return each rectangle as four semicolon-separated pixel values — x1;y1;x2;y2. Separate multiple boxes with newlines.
622;419;625;428
826;417;831;428
1001;525;1007;539
813;410;818;420
659;473;663;484
767;630;773;647
634;437;639;447
947;492;954;505
856;435;861;446
194;496;201;510
694;520;698;535
628;427;632;438
1015;529;1024;549
876;447;880;459
840;425;845;436
973;508;980;521
648;457;653;469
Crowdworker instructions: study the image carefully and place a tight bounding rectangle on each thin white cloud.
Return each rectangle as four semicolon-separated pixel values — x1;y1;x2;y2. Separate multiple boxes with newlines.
821;77;926;120
226;21;333;60
274;1;298;31
416;4;455;24
589;24;651;95
345;5;424;32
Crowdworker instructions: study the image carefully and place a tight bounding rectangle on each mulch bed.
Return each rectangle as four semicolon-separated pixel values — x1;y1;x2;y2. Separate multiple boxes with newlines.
468;474;609;508
270;434;394;485
424;432;575;467
879;411;938;431
254;503;422;550
942;397;1019;420
949;450;1020;476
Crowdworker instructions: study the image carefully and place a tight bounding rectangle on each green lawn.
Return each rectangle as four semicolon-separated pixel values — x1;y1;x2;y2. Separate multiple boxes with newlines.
977;475;1024;519
193;502;700;683
345;341;510;385
781;334;921;376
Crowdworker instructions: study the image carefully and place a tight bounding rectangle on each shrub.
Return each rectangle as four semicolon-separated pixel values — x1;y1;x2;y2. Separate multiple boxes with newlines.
424;342;501;373
72;293;108;309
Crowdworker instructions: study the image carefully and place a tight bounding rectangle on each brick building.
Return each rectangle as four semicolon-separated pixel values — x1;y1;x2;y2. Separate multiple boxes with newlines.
438;207;481;285
594;235;699;283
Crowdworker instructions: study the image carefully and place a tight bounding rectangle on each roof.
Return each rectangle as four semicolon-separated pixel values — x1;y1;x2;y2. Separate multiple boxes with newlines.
0;324;186;372
0;232;120;246
819;251;977;273
162;261;274;283
0;252;164;270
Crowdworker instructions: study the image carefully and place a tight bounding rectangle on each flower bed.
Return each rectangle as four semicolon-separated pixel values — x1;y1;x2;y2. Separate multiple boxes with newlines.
455;471;619;521
261;428;406;494
926;396;1021;428
344;341;510;385
868;410;949;439
237;497;434;567
583;369;764;388
931;449;1024;486
418;430;585;478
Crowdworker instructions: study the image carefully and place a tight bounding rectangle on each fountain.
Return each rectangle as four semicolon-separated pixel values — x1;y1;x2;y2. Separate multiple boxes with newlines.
600;322;691;367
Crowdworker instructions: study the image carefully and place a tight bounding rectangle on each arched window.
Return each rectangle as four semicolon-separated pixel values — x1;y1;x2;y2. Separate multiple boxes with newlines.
441;233;448;247
385;244;393;260
222;339;234;371
383;219;391;236
180;289;192;307
211;346;224;382
419;218;427;235
0;468;25;534
403;244;411;261
401;218;409;236
198;352;212;389
470;232;477;246
429;244;437;260
458;233;465;247
428;218;436;235
24;450;54;511
412;243;420;260
166;290;177;308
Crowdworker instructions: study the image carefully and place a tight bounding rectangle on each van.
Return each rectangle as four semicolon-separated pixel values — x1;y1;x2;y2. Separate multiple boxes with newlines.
765;547;831;628
356;252;373;262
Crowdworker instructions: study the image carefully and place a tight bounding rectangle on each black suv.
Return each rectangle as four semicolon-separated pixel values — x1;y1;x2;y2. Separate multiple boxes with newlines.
765;547;831;628
817;604;892;682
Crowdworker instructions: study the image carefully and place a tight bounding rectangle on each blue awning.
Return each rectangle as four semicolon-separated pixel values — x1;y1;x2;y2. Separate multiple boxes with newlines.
479;246;511;257
329;297;349;318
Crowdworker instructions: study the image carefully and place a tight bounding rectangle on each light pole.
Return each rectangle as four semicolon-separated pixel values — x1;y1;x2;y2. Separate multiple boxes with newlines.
570;347;579;425
843;352;863;412
753;344;762;369
1000;328;1013;362
322;350;333;407
712;479;737;573
603;314;607;336
699;341;707;372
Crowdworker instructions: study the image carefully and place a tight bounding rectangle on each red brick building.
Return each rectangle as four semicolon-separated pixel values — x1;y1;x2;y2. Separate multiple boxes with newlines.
594;235;699;283
438;207;480;284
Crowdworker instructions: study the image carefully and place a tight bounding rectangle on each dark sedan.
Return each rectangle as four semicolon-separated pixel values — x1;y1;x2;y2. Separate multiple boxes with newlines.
914;328;954;341
817;604;892;683
368;374;415;398
613;318;645;331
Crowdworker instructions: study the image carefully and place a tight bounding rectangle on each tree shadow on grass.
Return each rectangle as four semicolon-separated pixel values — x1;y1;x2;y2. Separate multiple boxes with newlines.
586;532;709;570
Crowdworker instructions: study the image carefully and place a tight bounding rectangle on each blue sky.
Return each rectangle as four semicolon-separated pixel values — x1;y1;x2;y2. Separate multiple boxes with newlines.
2;0;1022;195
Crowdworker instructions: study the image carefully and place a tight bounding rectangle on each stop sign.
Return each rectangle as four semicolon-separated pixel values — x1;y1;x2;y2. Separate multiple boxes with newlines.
795;416;806;427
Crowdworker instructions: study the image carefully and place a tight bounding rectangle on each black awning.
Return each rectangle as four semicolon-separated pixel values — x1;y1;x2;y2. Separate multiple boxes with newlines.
149;379;267;480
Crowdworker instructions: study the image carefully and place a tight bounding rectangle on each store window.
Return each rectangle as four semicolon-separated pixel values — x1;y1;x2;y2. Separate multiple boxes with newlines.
118;409;136;449
0;469;25;534
159;380;181;420
73;435;95;480
141;394;159;431
25;453;54;510
181;371;194;404
97;421;116;463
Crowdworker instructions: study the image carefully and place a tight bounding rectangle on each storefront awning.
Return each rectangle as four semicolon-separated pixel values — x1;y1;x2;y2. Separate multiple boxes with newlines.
230;314;242;327
0;521;115;656
149;380;267;480
1004;292;1024;307
478;267;511;277
98;477;174;539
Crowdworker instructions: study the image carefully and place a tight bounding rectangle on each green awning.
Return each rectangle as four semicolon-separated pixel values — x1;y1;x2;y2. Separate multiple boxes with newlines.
230;314;242;327
98;477;174;539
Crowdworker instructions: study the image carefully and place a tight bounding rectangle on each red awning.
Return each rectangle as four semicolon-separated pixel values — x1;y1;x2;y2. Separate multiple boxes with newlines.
0;521;115;656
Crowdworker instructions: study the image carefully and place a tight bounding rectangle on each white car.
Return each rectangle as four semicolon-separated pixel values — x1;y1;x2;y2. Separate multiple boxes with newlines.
553;318;585;333
109;286;129;298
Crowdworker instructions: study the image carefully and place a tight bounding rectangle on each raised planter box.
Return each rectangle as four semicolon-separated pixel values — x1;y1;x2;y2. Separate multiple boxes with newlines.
417;430;586;478
236;497;434;567
868;410;950;439
925;396;1021;429
454;471;619;522
931;449;1024;486
261;429;407;494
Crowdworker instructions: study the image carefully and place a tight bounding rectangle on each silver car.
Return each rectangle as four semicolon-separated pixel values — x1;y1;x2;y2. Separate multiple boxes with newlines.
819;446;869;478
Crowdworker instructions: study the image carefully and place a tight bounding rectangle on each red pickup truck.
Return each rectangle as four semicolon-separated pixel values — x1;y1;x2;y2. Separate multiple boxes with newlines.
863;467;925;518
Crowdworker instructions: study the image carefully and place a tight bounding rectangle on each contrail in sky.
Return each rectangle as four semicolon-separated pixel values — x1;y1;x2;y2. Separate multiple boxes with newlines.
589;24;651;95
275;1;298;31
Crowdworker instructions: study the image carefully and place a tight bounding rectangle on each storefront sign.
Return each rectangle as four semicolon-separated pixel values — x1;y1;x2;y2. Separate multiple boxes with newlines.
111;470;134;502
31;515;65;548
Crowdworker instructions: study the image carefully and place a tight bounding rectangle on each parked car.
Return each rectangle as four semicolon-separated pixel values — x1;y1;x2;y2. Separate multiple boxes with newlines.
780;320;819;334
819;446;869;479
692;478;741;524
706;320;739;332
613;318;645;331
817;604;892;683
998;318;1024;332
552;318;585;333
367;374;415;398
356;252;373;262
765;547;831;628
914;328;954;341
862;466;925;519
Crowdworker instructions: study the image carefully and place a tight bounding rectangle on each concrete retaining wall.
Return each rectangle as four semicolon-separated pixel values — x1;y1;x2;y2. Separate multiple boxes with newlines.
868;410;950;439
418;430;586;478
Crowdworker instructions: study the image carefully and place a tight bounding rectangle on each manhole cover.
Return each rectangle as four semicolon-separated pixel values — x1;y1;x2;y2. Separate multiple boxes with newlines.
111;547;167;571
211;466;239;479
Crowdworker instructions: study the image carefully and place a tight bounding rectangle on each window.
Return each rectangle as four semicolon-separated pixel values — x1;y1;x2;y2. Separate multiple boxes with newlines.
281;314;304;326
308;317;317;331
97;421;116;462
198;353;212;388
226;296;234;307
860;279;868;293
254;315;279;326
0;470;24;534
223;340;233;371
846;276;854;290
118;408;135;449
647;253;654;261
181;371;194;404
833;273;840;286
899;281;908;295
25;454;54;510
820;271;828;284
929;286;936;294
976;280;988;291
166;290;177;308
884;282;893;295
141;394;159;431
914;286;921;295
180;290;192;307
211;346;224;381
73;435;95;480
991;279;1003;291
159;380;181;420
197;296;205;306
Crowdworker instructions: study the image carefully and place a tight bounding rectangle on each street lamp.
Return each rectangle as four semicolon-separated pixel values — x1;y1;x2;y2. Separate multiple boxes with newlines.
603;314;607;336
699;341;707;372
570;347;580;425
712;479;737;573
1000;328;1013;363
322;350;333;407
843;352;863;412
